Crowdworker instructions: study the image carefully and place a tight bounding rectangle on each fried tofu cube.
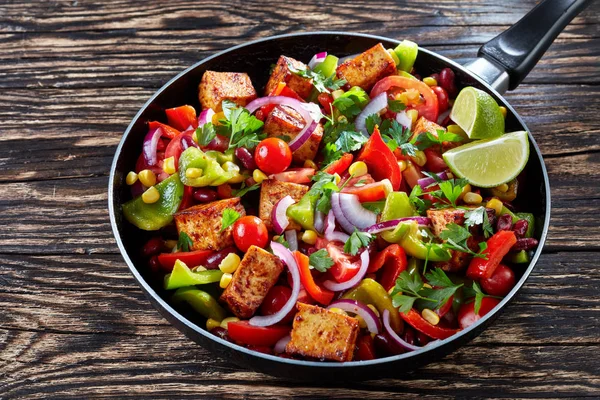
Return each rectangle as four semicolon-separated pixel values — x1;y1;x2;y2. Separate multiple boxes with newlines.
198;71;257;112
286;303;359;362
174;197;245;251
220;245;284;318
435;236;479;272
412;116;445;137
259;179;308;231
263;105;323;163
264;56;313;99
427;208;466;236
336;43;396;91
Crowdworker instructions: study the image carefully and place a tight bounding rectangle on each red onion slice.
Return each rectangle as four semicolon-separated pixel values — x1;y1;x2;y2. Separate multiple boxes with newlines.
338;193;377;230
355;92;388;136
383;309;420;352
364;217;431;234
324;210;350;243
289;120;318;152
322;249;370;291
249;242;300;327
416;171;449;188
331;193;355;234
142;127;162;166
314;211;325;234
198;108;215;127
437;109;451;126
274;334;291;353
396;110;412;130
308;52;327;69
284;230;298;251
272;195;295;234
328;299;381;334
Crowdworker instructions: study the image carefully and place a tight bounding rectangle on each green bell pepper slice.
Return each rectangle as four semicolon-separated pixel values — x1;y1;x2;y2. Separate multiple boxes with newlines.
515;212;535;238
122;173;184;231
164;260;223;290
380;191;415;222
313;54;339;78
507;250;531;264
171;286;226;322
393;40;418;72
179;147;235;187
287;189;321;231
343;278;403;333
382;221;451;262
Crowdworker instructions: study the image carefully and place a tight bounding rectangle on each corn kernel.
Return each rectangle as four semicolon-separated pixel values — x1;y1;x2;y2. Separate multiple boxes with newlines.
304;159;318;169
458;183;472;201
387;48;400;66
495;183;509;193
423;77;438;87
328;307;347;315
422;308;440;325
228;173;246;184
138;169;156;187
333;173;341;185
125;171;138;185
185;167;203;179
486;198;504;215
219;253;241;274
405;88;420;102
219;273;233;289
398;160;407;172
141;186;160;204
220;316;240;330
406;109;419;124
367;304;380;318
164;239;178;250
348;161;368;177
302;230;318;245
222;161;240;173
213;111;226;125
423;283;433;289
252;169;268;184
411;150;427;167
163;156;176;175
206;318;221;331
464;191;483;205
499;106;507;118
272;235;281;241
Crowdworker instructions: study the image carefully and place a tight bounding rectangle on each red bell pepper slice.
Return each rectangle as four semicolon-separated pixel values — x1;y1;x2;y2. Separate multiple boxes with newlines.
227;321;290;347
178;185;195;211
354;334;376;361
400;309;459;340
342;179;393;203
357;127;402;190
370;76;439;122
466;230;517;280
323;153;353;175
157;249;214;271
294;251;334;306
148;121;181;139
368;244;407;291
165;105;198;131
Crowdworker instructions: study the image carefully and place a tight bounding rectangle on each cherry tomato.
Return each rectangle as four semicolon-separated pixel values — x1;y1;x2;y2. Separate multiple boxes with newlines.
481;264;516;297
233;216;269;252
260;285;295;323
431;86;449;113
254;138;292;174
326;242;362;283
458;297;501;329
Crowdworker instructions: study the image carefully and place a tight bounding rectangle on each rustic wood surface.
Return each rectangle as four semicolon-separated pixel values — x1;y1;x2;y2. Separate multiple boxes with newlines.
0;0;599;398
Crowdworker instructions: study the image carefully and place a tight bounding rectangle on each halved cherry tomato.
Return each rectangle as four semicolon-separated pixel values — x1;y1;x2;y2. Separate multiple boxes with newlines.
371;76;439;122
354;334;376;361
458;297;501;329
481;264;516;297
227;321;290;347
323;153;354;175
165;105;198;131
233;216;269;252
424;148;448;173
260;285;295;323
400;309;459;340
431;86;449;114
342;179;393;203
368;244;407;291
357;127;402;190
270;168;315;184
157;249;213;271
148;121;181;139
326;242;362;283
467;231;517;280
294;251;334;305
254;138;292;175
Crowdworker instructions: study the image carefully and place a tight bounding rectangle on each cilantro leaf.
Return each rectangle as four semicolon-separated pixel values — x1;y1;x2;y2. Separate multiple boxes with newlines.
195;122;217;146
310;172;339;215
414;129;464;152
321;142;343;169
408;184;431;215
392;294;418;314
232;182;260;197
274;234;290;248
392;268;463;313
344;229;374;256
220;209;241;232
177;232;193;252
287;62;346;93
381;120;417;156
387;99;406;113
333;97;362;119
439;223;488;259
335;130;367;153
365;113;381;135
464;206;494;238
438;178;469;208
309;249;335;272
217;101;265;150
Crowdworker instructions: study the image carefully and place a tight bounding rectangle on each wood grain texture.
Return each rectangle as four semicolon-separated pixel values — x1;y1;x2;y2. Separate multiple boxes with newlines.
0;0;598;398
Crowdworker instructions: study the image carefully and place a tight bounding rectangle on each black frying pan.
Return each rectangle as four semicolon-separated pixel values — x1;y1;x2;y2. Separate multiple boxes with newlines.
108;0;590;381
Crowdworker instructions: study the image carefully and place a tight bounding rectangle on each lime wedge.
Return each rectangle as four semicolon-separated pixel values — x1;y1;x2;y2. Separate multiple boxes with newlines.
442;131;529;188
450;87;505;139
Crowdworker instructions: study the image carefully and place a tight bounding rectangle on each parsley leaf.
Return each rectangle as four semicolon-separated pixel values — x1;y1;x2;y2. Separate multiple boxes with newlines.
408;184;431;215
414;129;464;152
332;87;370;119
220;208;241;232
287;62;346;93
361;200;386;215
177;232;193;252
232;182;260;198
365;114;382;135
336;130;368;153
381;120;417;156
309;249;335;272
387;99;406;113
344;229;374;256
439;223;488;259
311;172;339;215
391;268;463;313
274;234;290;248
463;281;488;315
195;122;217;146
464;206;494;238
218;101;265;150
421;173;469;208
391;271;428;313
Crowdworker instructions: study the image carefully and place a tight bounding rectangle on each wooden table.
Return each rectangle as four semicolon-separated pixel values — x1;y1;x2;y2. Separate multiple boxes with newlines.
1;1;598;398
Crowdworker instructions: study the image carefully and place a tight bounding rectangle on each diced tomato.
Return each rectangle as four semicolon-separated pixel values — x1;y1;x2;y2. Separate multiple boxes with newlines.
342;179;393;203
368;244;407;291
260;285;295;323
400;309;460;340
424;148;448;173
294;251;334;305
157;249;214;271
323;153;353;176
371;76;439;122
466;231;518;280
217;183;233;199
148;121;181;139
227;321;290;347
326;242;362;283
165;105;198;131
270;168;316;184
357;127;402;190
458;297;501;329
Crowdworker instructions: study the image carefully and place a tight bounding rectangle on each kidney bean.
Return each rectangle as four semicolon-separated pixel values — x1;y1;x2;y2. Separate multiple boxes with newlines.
496;214;513;231
431;86;449;113
512;238;539;251
485;208;497;227
204;247;237;269
235;147;257;170
512;219;529;238
193;187;218;203
148;255;161;273
403;325;416;346
204;134;229;152
142;237;165;257
431;73;440;83
210;327;232;342
374;333;404;357
439;68;457;97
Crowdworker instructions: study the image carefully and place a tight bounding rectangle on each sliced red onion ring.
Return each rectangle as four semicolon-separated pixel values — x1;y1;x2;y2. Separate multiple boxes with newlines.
274;334;291;353
331;193;355;234
416;171;449;188
308;51;327;69
396;110;412;130
198;108;215;127
272;195;295;234
355;92;388;136
322;249;370;291
364;217;431;234
437;109;451;125
383;309;420;352
338;193;377;230
324;210;351;243
250;242;300;327
314;211;325;234
142;127;162;166
288;120;318;152
285;230;298;251
328;299;381;334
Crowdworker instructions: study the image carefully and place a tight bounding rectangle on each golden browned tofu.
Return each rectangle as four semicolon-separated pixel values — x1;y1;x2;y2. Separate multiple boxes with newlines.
198;71;257;112
220;245;284;318
174;198;245;251
264;56;313;99
427;208;466;236
286;303;359;362
412;116;445;136
259;179;308;231
263;105;323;163
435;236;479;272
336;43;396;91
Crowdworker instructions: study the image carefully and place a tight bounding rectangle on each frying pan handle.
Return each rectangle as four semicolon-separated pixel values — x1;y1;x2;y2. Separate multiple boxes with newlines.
465;0;592;93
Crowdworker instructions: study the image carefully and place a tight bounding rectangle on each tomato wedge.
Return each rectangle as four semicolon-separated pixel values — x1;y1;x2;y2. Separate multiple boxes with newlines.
371;76;439;122
165;105;198;131
326;242;362;283
148;121;181;139
357;127;402;190
342;179;393;203
157;249;213;271
323;153;353;175
400;309;459;340
294;251;334;305
270;168;316;184
227;321;290;347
